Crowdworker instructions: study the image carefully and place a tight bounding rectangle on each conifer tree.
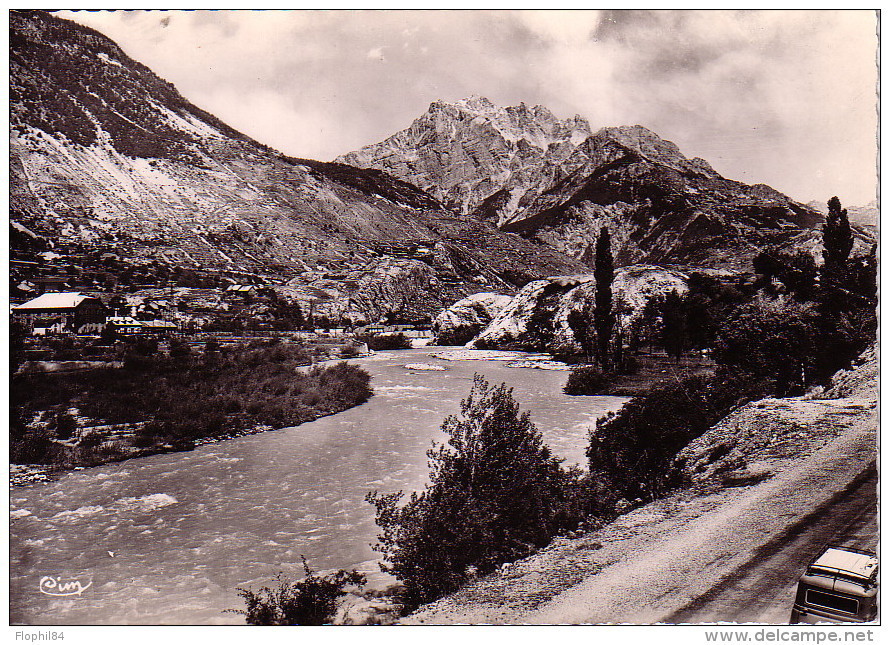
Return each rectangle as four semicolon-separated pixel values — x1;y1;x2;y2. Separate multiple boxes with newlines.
822;196;854;275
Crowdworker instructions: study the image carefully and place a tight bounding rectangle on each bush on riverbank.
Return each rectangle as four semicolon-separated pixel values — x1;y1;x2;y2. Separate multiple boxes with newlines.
10;342;373;466
563;366;608;395
587;374;768;502
367;375;589;609
230;558;366;625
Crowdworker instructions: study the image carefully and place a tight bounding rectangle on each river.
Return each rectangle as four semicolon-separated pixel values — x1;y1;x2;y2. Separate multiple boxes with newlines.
9;348;629;624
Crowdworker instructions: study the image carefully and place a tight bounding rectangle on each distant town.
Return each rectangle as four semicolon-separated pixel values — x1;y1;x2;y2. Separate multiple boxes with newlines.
11;273;434;348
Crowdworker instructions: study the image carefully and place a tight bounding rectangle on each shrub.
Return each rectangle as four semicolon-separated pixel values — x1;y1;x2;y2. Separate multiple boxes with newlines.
78;431;104;449
229;557;366;625
202;412;226;436
587;374;767;500
99;325;118;344
563;366;608;395
367;375;586;609
123;351;154;372
137;338;159;355
168;338;191;360
339;344;362;358
11;428;55;464
53;411;78;439
132;424;160;448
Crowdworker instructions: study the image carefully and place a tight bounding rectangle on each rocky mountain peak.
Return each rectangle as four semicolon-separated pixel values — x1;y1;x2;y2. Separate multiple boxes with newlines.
337;96;598;215
452;94;497;112
591;125;721;179
339;97;846;270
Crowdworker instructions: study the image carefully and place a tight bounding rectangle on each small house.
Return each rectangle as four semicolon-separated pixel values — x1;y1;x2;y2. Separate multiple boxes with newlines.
225;284;257;299
105;316;144;335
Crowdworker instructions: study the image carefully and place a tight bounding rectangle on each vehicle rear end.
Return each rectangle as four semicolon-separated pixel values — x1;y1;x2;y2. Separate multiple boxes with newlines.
790;546;878;624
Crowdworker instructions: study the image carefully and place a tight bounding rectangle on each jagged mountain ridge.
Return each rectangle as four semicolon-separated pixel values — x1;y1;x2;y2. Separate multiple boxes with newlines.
338;97;852;271
339;95;595;219
10;11;587;322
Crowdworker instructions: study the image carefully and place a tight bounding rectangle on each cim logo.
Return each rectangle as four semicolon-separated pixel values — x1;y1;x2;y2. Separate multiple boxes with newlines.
38;575;92;597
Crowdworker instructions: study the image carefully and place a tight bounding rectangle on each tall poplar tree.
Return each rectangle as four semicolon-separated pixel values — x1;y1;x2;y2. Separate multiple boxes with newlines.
594;227;615;370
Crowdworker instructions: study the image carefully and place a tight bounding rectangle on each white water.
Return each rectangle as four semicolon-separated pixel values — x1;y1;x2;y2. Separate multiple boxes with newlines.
9;348;629;624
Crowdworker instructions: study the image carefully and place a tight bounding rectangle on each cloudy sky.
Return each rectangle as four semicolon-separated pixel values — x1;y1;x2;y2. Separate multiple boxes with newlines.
59;9;878;205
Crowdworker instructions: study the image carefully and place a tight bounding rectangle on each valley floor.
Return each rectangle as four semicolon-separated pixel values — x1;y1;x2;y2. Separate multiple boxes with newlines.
402;391;877;625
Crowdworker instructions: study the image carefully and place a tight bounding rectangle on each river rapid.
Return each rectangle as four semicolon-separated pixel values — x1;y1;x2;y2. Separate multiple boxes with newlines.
9;348;629;624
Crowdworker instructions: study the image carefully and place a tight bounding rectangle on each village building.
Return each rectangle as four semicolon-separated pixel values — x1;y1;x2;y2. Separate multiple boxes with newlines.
225;284;258;296
12;292;107;334
140;319;179;334
106;317;179;336
105;316;144;335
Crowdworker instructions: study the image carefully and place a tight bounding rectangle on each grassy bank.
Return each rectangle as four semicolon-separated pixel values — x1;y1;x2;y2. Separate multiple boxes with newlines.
10;340;373;473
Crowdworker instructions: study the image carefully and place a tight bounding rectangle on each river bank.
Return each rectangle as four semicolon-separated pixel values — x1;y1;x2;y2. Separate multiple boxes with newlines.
401;353;878;624
9;348;579;488
10;348;628;624
10;344;373;484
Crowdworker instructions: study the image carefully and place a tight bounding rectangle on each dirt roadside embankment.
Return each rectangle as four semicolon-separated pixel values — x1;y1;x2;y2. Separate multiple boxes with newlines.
403;351;877;625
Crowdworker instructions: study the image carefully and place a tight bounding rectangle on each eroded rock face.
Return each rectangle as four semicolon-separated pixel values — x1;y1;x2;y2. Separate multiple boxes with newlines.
469;265;690;352
431;292;513;346
9;12;587;322
339;99;848;271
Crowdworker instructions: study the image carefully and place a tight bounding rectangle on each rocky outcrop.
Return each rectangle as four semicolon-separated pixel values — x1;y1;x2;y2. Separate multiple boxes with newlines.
431;292;513;346
9;12;587;323
340;98;844;271
469;265;689;352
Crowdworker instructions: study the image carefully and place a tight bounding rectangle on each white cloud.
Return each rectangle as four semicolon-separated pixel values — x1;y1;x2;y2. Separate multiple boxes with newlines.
56;9;878;204
366;46;386;61
515;9;601;44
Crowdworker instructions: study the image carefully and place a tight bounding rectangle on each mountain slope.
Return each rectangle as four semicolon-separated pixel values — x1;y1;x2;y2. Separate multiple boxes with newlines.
10;11;586;321
339;98;838;271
